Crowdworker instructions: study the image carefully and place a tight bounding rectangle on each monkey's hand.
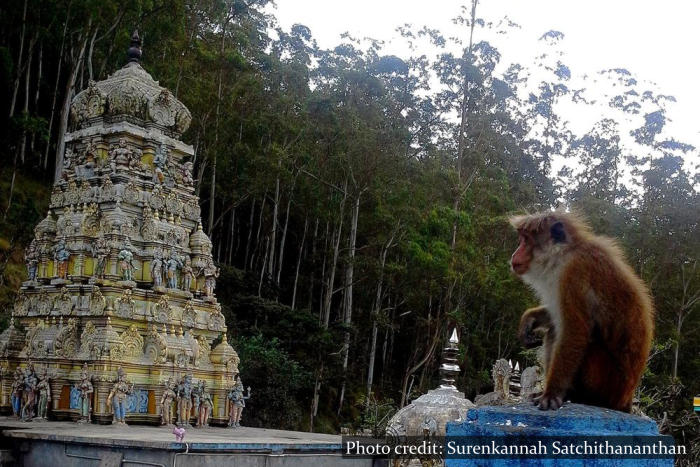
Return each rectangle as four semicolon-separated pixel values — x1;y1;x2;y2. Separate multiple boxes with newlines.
518;306;551;348
534;390;564;410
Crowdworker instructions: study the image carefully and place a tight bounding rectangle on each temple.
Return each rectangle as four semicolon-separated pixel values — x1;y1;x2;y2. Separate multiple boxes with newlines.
0;31;239;425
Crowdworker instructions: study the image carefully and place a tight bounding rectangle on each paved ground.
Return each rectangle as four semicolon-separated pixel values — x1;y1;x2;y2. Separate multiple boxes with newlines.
0;417;341;451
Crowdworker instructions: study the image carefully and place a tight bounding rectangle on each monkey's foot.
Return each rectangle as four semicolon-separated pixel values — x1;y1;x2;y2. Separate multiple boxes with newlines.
534;392;564;410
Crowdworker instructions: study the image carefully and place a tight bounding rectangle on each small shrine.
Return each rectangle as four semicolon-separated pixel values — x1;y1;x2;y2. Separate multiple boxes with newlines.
0;32;240;425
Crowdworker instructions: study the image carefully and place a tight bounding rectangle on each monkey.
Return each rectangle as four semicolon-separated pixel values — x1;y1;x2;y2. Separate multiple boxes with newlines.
509;211;654;413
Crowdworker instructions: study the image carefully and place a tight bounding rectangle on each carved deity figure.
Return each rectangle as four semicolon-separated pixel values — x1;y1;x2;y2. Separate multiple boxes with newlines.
151;249;164;288
227;376;250;428
117;240;137;282
202;260;219;298
153;142;170;184
181;161;194;187
181;257;194;292
11;368;24;418
63;147;74;172
75;363;93;422
36;369;51;420
93;235;110;279
165;249;182;289
160;378;177;426
54;238;70;280
176;373;194;426
110;138;131;173
25;241;39;282
191;379;202;424
84;138;99;166
107;367;133;425
197;381;213;428
21;364;38;421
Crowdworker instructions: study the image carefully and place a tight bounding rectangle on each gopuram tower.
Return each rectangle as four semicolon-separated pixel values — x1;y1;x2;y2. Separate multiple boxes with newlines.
0;32;239;425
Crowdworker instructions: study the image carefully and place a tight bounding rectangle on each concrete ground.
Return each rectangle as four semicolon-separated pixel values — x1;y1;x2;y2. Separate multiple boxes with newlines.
0;417;378;466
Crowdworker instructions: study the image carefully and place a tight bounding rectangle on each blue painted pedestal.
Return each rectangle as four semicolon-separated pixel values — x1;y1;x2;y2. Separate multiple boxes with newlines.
445;403;675;467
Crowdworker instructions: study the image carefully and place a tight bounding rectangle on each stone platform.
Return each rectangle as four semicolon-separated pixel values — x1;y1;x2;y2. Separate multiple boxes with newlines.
445;403;676;467
0;417;374;466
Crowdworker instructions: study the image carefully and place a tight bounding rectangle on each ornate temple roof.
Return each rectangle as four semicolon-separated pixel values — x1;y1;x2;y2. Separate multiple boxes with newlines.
70;31;191;135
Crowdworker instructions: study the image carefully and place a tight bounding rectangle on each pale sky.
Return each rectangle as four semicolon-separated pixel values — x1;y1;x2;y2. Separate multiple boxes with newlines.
273;0;700;162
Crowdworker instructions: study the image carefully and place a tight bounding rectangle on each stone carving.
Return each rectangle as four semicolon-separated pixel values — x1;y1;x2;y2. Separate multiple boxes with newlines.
53;287;73;315
195;335;210;367
153;295;172;324
79;180;94;204
227;376;250;428
54;318;79;358
21;363;39;421
58;206;77;237
120;325;144;360
123;181;140;204
153;142;171;184
202;260;219;300
64;179;80;205
176;373;194;426
75;363;93;422
14;292;30;316
475;358;512;406
92;235;110;280
165;249;182;289
110;138;132;173
197;381;213;427
160;378;176;425
181;302;196;328
181;161;194;187
71;79;105;123
54;238;70;280
141;206;158;241
99;176;116;202
89;287;106;315
149;185;165;211
81;203;100;236
24;241;39;283
11;368;24;418
71;33;191;134
115;289;136;318
50;186;64;208
144;325;168;364
151;248;165;288
37;289;51;315
207;305;226;331
78;322;100;359
181;257;194;293
36;368;52;420
117;240;138;282
107;367;134;424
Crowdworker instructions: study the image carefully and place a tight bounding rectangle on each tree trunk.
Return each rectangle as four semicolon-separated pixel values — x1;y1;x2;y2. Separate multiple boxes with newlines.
323;181;348;327
9;0;28;119
227;208;236;265
31;41;42;154
55;22;91;182
44;7;70;168
276;192;293;285
291;215;308;310
244;199;256;269
338;192;361;415
268;163;281;277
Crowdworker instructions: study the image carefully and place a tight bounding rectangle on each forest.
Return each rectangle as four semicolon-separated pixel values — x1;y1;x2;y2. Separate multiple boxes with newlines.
0;0;697;457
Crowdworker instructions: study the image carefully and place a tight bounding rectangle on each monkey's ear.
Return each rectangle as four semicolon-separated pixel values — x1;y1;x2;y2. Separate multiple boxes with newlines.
550;221;566;243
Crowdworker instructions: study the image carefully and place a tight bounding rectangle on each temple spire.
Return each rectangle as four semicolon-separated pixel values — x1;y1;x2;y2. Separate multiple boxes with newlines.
127;30;142;63
439;328;461;390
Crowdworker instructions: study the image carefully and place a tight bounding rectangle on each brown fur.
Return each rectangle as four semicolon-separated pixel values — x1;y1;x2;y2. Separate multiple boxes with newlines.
509;211;654;412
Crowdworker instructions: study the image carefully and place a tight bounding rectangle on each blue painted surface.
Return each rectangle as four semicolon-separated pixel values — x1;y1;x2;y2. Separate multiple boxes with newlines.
126;389;148;414
69;387;81;409
445;403;675;467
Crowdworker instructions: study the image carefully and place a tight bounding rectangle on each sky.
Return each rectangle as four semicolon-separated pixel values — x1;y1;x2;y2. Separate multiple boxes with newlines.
272;0;700;157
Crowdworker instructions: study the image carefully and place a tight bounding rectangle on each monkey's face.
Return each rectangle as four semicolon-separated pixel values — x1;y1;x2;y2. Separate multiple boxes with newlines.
510;218;567;277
